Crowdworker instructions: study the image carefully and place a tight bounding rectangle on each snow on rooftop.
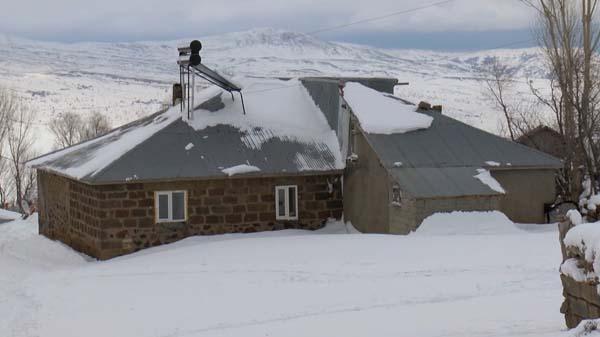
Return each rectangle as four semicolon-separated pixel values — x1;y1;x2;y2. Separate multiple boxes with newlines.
474;169;506;194
28;106;182;179
342;82;433;134
221;164;261;176
485;161;501;167
185;77;344;170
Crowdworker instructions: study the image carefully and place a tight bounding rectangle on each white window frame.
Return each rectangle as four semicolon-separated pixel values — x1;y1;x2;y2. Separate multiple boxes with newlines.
155;190;187;223
275;185;299;220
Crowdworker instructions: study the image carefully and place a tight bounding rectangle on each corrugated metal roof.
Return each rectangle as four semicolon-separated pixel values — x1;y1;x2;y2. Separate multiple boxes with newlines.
364;111;563;170
30;78;346;184
389;167;502;198
89;120;341;183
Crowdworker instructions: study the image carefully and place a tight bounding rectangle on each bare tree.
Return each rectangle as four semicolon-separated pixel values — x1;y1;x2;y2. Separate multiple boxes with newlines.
49;112;83;148
7;103;36;213
0;87;16;159
480;58;520;140
523;0;600;200
49;111;111;149
82;112;111;140
0;88;17;209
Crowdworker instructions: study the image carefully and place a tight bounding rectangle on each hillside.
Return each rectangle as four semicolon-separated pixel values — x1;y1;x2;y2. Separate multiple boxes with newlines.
0;28;549;152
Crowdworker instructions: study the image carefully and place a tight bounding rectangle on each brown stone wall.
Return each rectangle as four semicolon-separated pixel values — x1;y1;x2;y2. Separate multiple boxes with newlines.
37;171;343;260
38;170;105;257
559;218;600;328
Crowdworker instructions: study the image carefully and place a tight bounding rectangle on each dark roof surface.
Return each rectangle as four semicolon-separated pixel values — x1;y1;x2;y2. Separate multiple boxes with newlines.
360;111;562;198
90;120;342;184
365;111;563;170
29;78;345;184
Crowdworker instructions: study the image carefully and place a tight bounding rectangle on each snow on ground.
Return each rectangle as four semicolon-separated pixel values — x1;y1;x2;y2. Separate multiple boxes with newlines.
0;211;568;337
0;208;21;220
414;211;520;236
343;82;433;134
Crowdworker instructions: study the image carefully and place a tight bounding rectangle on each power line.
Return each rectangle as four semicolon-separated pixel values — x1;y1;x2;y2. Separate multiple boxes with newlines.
307;0;458;35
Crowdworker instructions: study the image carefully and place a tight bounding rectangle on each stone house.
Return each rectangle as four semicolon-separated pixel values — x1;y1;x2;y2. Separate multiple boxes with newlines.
517;125;566;161
30;75;562;259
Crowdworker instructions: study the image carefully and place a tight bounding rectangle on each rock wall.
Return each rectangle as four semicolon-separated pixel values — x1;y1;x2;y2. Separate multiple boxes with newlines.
37;171;343;260
559;218;600;328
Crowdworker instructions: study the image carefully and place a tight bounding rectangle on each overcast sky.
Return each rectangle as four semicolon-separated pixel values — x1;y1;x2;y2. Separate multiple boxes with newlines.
0;0;537;50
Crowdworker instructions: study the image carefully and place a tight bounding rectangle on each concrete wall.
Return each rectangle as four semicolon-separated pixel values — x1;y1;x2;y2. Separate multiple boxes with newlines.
491;169;556;223
38;171;343;260
389;196;418;234
344;123;390;233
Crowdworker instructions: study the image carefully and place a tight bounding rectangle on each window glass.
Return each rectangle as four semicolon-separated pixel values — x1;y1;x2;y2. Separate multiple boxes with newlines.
158;194;169;219
288;187;297;217
277;188;286;217
172;192;185;221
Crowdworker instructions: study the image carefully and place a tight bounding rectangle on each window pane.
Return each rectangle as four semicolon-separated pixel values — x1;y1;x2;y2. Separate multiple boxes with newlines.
158;194;169;219
172;192;185;221
277;188;286;217
288;187;296;217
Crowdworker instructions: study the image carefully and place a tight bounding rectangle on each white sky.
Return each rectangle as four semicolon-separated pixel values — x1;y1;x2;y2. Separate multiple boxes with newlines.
0;0;536;48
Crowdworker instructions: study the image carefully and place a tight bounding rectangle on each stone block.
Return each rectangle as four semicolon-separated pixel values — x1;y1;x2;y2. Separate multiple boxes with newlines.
569;297;590;318
211;205;232;214
208;188;225;196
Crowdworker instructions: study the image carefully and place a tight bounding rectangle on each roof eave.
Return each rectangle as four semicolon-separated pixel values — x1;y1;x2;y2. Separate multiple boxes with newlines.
36;167;344;186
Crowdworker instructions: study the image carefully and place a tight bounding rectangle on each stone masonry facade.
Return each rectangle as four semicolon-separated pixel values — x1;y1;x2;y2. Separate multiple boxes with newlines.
37;170;343;260
559;218;600;328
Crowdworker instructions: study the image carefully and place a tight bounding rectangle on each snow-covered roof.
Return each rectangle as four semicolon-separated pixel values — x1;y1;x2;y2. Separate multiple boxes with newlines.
29;78;344;183
358;107;562;198
343;82;433;134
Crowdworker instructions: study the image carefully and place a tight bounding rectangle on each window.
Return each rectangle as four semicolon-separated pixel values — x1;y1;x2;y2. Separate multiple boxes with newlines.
275;185;298;220
155;191;187;222
392;184;402;207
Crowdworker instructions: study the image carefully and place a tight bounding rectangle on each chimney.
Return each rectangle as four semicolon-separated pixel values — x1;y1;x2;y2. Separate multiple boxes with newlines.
418;101;431;110
172;83;183;106
431;105;443;113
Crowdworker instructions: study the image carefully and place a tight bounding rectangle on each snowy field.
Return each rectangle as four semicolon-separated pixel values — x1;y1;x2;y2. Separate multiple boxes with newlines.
1;211;570;337
0;29;551;154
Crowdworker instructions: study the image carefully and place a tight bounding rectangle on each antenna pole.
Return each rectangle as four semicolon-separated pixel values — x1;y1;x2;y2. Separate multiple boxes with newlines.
191;71;195;120
239;91;246;115
179;65;183;112
187;65;190;119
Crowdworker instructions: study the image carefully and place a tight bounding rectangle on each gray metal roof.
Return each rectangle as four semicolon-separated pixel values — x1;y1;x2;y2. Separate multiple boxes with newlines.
30;79;345;184
389;167;501;198
89;120;341;184
358;111;562;198
364;111;563;170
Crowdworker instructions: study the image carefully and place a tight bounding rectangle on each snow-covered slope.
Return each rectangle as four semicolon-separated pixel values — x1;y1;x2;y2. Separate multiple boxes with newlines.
0;28;549;152
1;213;564;337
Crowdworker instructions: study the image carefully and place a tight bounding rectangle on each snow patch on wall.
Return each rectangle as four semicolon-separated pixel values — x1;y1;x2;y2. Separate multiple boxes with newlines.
474;169;506;194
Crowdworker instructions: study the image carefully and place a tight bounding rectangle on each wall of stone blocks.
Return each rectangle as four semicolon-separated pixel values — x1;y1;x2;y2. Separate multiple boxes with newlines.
37;171;343;260
38;170;105;258
559;219;600;328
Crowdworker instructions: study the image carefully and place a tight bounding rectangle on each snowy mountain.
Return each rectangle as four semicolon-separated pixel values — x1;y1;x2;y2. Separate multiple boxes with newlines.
0;28;550;152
